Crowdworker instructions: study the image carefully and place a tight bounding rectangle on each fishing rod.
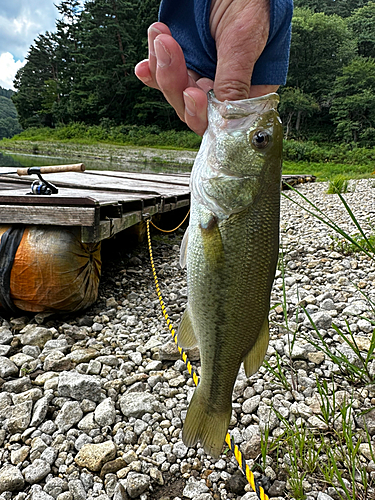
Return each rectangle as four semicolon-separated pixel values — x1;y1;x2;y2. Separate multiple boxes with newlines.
0;164;85;195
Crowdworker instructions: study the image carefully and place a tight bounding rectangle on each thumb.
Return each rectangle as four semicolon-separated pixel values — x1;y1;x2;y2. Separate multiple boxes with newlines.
212;1;269;101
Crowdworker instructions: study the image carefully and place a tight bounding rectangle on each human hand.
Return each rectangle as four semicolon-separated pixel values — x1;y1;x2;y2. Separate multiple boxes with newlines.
135;0;279;136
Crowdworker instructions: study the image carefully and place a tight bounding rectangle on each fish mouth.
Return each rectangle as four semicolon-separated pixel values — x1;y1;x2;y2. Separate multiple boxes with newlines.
208;91;280;119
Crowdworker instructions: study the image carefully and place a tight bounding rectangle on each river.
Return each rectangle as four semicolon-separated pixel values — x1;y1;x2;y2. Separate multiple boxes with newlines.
0;142;196;174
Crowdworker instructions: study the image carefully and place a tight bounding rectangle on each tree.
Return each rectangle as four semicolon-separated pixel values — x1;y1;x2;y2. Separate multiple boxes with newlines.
287;8;357;97
12;33;60;128
330;58;375;144
279;87;319;139
348;1;375;58
293;0;371;18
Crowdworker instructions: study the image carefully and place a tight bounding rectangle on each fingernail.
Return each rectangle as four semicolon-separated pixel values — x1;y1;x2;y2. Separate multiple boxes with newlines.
148;27;162;57
183;92;196;117
155;39;171;68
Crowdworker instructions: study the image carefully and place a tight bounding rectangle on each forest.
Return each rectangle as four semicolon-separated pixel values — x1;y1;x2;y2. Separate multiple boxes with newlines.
0;87;23;140
10;0;375;147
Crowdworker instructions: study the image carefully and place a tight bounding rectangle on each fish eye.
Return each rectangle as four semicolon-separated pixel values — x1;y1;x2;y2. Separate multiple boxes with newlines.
251;130;270;149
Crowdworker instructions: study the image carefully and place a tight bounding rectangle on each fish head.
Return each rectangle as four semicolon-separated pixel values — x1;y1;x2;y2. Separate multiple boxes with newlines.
191;91;283;217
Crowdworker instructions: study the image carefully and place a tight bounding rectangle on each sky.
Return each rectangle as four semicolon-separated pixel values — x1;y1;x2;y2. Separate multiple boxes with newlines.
0;2;60;90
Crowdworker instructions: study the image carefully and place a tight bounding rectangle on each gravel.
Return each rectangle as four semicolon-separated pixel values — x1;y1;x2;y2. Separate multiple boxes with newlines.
0;179;374;500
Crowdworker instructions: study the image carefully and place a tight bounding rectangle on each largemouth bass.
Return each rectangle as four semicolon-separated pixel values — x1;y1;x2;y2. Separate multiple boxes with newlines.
179;91;282;457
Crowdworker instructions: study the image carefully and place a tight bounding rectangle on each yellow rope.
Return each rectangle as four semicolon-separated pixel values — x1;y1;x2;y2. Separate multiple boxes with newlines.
148;209;190;233
146;218;269;500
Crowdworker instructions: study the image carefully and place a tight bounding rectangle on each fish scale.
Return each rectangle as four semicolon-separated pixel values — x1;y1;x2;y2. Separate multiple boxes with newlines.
179;91;282;458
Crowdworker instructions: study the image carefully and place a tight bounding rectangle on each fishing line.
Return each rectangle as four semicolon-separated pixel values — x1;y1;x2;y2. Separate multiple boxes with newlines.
146;217;269;500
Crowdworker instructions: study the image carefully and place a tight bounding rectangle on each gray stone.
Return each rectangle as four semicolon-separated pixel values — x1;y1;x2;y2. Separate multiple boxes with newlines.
0;327;13;345
112;483;128;500
268;480;286;497
23;459;51;484
94;398;116;427
182;478;209;499
125;473;150;499
56;401;83;432
12;388;43;405
30;396;50;427
242;395;261;414
317;493;334;500
305;311;332;330
30;491;55;500
58;371;101;402
6;400;33;434
172;441;188;458
77;413;98;432
2;376;32;393
75;433;93;451
19;326;53;348
68;480;87;500
40;447;58;465
0;356;18;378
0;345;11;356
0;464;25;492
44;478;68;499
119;392;158;418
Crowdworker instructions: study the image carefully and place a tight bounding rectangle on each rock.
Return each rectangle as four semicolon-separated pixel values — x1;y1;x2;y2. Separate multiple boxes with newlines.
19;326;53;347
58;371;102;402
242;395;261;414
66;348;99;364
74;441;117;471
0;464;25;492
182;478;210;498
119;392;158;418
317;493;335;500
30;396;50;427
125;473;150;499
56;401;84;432
68;480;87;500
94;398;116;426
23;459;51;484
268;480;286;497
44;478;68;498
158;341;200;361
11;445;30;464
172;441;188;459
0;327;13;345
305;311;332;330
6;400;33;434
0;357;18;378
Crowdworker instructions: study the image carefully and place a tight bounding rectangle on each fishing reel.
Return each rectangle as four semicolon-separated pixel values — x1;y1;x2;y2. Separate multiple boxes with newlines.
27;168;58;195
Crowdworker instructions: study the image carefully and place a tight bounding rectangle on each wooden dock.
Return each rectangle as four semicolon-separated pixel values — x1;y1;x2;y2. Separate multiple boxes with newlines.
0;168;315;244
0;168;190;243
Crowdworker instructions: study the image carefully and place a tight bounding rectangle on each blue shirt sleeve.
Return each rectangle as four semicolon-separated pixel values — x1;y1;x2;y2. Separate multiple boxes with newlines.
159;0;293;85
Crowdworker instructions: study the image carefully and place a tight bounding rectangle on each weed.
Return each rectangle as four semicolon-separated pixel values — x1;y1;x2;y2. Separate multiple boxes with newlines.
327;175;349;194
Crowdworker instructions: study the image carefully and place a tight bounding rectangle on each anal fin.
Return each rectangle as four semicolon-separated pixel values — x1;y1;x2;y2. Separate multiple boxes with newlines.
243;318;269;377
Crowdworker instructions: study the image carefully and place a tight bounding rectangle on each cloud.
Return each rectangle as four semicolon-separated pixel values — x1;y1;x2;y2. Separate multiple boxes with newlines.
0;2;58;60
0;52;25;90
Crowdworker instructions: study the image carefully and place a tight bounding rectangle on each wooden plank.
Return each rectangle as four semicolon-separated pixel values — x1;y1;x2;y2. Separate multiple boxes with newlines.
0;205;97;226
0;188;160;207
93;171;191;187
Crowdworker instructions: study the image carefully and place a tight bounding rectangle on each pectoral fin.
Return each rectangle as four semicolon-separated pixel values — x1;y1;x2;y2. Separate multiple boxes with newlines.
200;215;224;269
179;226;189;269
243;318;269;377
178;307;198;349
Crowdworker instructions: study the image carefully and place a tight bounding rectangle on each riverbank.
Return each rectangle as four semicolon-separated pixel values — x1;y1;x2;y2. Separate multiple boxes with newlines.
1;136;375;181
0;179;374;499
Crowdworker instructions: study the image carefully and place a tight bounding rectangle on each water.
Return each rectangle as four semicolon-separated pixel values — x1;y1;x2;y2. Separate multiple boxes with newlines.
0;150;193;174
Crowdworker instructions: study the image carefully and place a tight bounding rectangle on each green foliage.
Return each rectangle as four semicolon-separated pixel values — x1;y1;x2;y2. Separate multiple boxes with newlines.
11;122;202;150
348;1;375;58
330;57;375;145
0;92;23;139
326;175;349;194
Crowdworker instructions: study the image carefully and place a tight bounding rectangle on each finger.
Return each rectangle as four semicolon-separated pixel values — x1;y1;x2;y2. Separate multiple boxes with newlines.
154;34;191;121
183;88;209;136
148;22;171;79
249;85;279;98
134;59;159;89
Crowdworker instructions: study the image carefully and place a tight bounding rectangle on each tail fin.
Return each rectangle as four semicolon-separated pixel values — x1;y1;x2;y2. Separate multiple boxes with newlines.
182;386;231;458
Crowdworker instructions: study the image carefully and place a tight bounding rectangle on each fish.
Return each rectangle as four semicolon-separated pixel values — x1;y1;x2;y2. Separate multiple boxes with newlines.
178;91;283;457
